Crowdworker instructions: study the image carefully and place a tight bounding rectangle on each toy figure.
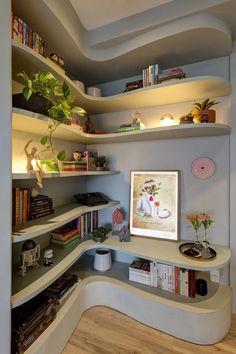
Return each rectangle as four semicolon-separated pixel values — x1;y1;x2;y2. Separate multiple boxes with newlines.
50;52;58;64
58;57;65;69
44;249;53;267
17;240;40;277
24;140;44;188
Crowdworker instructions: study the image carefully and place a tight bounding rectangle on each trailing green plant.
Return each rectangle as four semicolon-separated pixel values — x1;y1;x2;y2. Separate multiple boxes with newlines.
92;227;109;243
192;98;219;111
17;71;87;171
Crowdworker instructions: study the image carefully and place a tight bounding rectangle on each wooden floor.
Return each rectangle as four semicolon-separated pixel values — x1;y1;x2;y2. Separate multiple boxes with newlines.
62;306;236;354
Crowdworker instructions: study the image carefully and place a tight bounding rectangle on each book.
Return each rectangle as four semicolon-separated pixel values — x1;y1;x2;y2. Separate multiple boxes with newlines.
51;234;79;246
42;273;78;299
188;270;196;298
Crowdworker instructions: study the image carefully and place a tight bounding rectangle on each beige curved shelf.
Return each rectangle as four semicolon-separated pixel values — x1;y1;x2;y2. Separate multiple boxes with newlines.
12;42;231;114
12;170;120;180
12;234;231;308
12;108;231;144
12;201;119;243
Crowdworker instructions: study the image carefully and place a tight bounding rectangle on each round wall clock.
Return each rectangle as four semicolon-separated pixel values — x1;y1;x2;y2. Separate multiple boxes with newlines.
191;157;216;179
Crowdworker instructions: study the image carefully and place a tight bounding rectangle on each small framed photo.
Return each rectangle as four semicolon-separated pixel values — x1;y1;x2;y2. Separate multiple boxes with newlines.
130;170;179;241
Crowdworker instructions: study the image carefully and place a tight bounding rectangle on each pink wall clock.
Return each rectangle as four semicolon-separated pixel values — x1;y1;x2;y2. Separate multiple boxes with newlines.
191;157;216;179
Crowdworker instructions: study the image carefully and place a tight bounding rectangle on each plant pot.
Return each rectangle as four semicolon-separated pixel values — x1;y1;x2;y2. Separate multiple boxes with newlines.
195;110;216;123
12;93;51;116
93;249;112;271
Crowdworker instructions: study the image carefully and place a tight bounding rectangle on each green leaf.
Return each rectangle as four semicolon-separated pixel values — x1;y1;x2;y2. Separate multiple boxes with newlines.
23;87;32;101
40;136;48;145
71;106;87;116
62;82;70;99
57;150;65;161
17;72;28;82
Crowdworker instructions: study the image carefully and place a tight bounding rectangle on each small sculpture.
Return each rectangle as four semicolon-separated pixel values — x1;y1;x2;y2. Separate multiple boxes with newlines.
24;140;44;188
112;208;124;235
85;116;93;133
44;249;53;267
17;240;40;277
119;225;131;242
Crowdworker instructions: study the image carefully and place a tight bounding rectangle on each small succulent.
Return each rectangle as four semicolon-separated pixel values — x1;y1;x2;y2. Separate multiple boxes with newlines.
192;98;219;111
92;227;109;243
95;155;108;167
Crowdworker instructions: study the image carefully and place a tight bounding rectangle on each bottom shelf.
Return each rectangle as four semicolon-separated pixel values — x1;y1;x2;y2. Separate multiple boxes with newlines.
23;269;231;354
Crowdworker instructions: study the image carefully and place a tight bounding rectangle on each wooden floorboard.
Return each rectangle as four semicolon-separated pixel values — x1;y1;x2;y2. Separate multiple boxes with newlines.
62;306;236;354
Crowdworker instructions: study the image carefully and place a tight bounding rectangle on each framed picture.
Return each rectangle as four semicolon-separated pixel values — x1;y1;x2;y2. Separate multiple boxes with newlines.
130;170;179;241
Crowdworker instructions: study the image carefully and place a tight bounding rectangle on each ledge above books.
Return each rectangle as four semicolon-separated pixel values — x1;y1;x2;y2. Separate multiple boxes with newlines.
12;170;120;180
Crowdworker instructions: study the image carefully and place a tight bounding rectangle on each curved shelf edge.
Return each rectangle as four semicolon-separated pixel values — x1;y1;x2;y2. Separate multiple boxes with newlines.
12;201;119;243
24;277;232;354
12;170;120;180
12;108;231;144
11;235;231;308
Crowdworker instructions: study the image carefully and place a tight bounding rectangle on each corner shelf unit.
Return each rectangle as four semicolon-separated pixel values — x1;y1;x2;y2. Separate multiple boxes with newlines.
12;201;119;243
12;235;231;348
12;108;231;144
12;41;231;114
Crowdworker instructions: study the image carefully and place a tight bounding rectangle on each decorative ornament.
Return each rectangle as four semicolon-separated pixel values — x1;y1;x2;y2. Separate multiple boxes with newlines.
191;157;216;179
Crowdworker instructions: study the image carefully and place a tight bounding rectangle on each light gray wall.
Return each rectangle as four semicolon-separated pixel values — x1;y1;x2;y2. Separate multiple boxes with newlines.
0;2;12;353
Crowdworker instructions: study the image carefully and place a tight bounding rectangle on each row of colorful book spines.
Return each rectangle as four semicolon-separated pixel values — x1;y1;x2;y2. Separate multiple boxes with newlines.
51;212;99;241
11;11;48;58
12;188;52;225
142;64;161;87
129;263;196;298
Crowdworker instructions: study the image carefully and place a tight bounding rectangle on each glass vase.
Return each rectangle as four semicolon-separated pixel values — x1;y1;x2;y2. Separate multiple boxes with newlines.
193;230;202;250
202;230;211;258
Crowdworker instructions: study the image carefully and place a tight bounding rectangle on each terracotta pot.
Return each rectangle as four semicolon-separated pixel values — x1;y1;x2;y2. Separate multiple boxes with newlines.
195;109;216;123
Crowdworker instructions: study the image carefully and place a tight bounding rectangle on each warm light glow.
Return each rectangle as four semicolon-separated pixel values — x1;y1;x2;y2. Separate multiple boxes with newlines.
160;113;175;126
31;158;37;171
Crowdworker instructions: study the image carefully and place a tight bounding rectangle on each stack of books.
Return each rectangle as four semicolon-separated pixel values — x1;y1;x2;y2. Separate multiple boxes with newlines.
129;259;196;298
142;64;161;87
42;273;79;308
123;79;143;92
29;194;54;220
157;67;185;84
50;222;80;248
12;11;48;58
61;151;97;172
116;122;145;133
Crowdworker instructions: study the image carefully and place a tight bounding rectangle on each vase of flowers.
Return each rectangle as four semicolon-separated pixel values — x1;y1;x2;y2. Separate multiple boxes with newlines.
186;214;202;250
199;213;214;257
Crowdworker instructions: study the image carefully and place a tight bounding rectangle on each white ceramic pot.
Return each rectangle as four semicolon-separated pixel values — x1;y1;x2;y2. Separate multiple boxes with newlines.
87;86;102;97
94;249;112;271
73;80;85;93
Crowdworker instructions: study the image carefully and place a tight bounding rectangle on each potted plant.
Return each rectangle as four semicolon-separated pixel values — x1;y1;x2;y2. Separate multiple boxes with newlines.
15;71;86;172
95;155;108;171
192;98;219;123
92;227;109;243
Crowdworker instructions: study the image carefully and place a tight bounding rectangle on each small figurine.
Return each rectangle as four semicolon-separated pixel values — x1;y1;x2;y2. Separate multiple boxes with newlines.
119;225;131;242
50;52;58;64
112;208;124;235
24;140;44;188
85;116;93;133
44;249;53;267
58;57;65;69
73;151;82;161
17;240;40;277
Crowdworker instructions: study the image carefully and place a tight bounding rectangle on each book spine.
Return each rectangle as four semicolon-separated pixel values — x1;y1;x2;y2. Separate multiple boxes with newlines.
174;266;179;294
188;270;196;298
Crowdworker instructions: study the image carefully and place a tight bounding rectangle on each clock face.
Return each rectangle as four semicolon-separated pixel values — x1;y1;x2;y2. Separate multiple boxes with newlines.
191;157;216;179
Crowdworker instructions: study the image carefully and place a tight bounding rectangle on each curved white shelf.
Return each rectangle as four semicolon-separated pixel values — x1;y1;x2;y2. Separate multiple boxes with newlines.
12;170;119;180
12;42;231;114
23;277;232;354
12;108;230;144
12;201;119;243
12;234;231;308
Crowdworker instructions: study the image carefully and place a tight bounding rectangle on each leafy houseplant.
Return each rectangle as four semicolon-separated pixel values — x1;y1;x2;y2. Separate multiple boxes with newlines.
94;155;108;170
192;98;219;123
16;71;86;171
92;227;109;243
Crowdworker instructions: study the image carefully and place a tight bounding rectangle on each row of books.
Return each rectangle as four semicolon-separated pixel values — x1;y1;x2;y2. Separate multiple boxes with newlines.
142;64;161;87
129;260;196;298
157;67;186;84
12;11;48;58
116;122;144;133
61;151;98;172
50;211;99;247
12;188;54;225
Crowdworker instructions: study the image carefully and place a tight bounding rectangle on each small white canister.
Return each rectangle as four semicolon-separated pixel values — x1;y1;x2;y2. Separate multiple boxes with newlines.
73;80;85;93
87;86;102;97
94;249;112;271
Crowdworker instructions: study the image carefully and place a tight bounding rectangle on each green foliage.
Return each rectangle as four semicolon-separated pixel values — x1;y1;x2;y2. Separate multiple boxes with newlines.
95;155;107;166
92;227;109;242
192;98;219;111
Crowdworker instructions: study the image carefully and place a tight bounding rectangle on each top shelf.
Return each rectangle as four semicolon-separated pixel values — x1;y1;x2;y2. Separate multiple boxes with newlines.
12;41;231;114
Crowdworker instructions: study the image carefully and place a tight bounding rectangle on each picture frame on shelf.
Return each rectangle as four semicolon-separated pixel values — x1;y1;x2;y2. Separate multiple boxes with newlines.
129;170;179;241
